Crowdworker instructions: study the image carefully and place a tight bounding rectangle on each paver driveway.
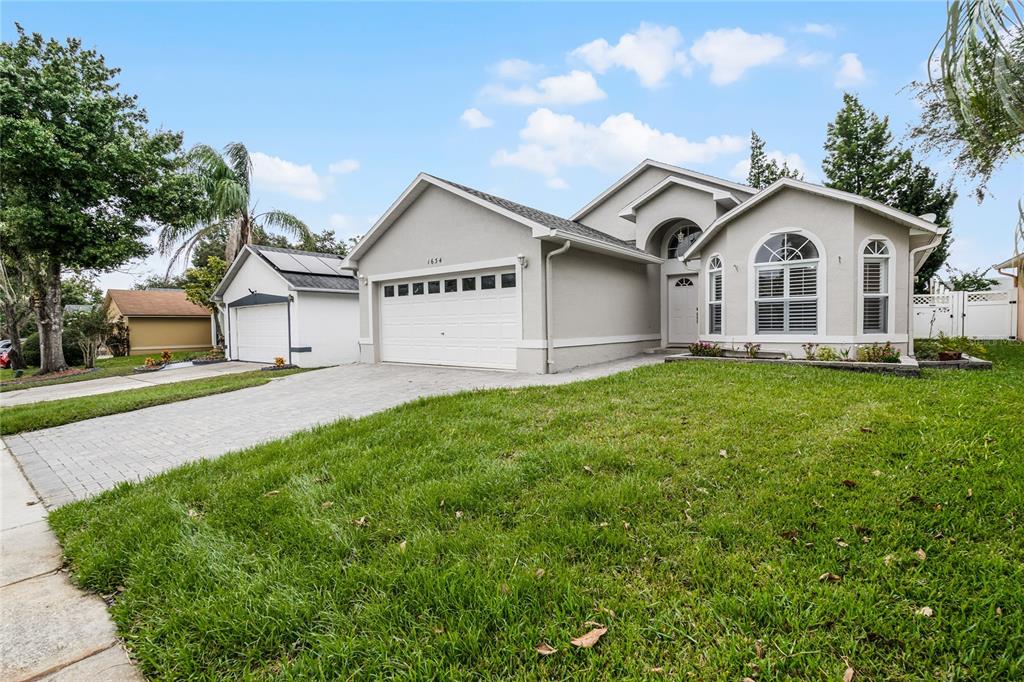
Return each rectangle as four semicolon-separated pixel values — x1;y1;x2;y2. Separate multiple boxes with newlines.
5;356;662;508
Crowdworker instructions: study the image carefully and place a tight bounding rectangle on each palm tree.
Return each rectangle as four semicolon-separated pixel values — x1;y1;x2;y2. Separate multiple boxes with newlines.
159;142;313;268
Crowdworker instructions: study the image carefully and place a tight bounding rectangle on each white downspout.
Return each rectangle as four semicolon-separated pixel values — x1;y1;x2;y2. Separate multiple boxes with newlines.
545;240;572;373
908;229;947;357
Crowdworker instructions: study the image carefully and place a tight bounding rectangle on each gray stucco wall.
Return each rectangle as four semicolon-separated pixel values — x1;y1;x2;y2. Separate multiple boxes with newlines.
632;183;721;253
695;187;915;355
576;166;753;244
548;244;660;371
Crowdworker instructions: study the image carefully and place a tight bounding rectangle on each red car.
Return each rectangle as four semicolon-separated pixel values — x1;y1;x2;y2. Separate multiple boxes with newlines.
0;349;10;369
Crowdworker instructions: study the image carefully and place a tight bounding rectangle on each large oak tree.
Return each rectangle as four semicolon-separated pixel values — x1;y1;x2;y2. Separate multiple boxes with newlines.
0;26;201;372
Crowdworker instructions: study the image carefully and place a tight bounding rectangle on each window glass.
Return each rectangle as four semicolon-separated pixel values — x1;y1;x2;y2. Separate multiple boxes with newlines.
397;283;409;296
754;232;819;334
412;282;424;295
462;277;476;291
501;272;516;288
481;274;496;289
383;285;394;298
427;280;440;294
444;279;457;293
666;221;702;258
756;233;818;263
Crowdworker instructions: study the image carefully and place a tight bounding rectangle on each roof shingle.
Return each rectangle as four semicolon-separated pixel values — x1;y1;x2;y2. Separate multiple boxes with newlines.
107;289;209;317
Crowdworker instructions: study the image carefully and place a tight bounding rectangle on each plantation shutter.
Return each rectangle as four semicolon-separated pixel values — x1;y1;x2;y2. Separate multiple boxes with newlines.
709;270;723;334
862;259;888;333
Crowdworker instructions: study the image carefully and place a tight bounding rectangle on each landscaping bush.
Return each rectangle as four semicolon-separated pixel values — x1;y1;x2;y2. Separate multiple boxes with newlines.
688;341;723;357
743;342;760;358
20;332;85;368
915;334;986;360
816;346;841;361
856;341;901;363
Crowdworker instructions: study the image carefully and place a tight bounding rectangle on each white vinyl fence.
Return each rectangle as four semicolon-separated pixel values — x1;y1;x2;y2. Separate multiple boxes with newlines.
913;289;1018;339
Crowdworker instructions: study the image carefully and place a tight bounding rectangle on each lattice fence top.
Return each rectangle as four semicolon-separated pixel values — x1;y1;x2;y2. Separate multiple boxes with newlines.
966;291;1009;303
914;294;951;305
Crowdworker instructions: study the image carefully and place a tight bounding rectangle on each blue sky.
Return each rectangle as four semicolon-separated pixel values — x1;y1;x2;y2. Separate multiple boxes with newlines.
4;2;1020;289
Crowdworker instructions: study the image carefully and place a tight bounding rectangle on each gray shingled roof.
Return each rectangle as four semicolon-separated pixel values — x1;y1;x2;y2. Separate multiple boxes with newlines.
250;245;358;292
431;176;651;254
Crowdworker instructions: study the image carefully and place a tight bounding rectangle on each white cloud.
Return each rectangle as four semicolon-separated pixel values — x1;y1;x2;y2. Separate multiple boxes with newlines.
483;70;606;106
796;51;830;67
460;108;495;129
835;52;867;87
729;150;810;181
571;23;691;88
250;152;328;201
546;177;569;190
690;28;787;85
328;159;360;174
492;108;745;178
492;58;543;81
801;22;838;38
328;213;354;231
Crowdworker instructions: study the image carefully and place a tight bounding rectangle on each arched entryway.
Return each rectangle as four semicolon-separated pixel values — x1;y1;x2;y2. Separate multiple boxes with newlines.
645;218;704;346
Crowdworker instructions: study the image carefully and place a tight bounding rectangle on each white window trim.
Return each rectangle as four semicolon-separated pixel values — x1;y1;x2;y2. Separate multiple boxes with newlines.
746;228;827;337
706;253;724;336
857;235;896;336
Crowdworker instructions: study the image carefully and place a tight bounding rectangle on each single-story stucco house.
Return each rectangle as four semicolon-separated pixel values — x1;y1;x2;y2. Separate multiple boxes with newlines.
212;245;360;366
343;159;947;373
104;289;213;356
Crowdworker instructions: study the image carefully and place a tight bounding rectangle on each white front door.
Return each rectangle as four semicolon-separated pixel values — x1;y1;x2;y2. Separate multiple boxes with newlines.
233;303;289;363
379;269;520;370
668;276;699;345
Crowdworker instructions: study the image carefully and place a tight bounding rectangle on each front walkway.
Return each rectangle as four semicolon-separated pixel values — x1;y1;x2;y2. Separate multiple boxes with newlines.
0;361;269;408
0;446;140;681
6;356;662;508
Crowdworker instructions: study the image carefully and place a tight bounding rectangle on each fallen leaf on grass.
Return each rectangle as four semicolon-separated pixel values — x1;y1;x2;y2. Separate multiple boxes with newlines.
455;511;464;519
819;572;843;583
571;626;607;648
743;678;756;682
650;667;664;673
352;516;369;527
860;427;873;433
967;488;973;499
781;530;799;541
264;490;280;497
623;521;631;531
834;538;849;548
398;540;407;553
583;465;594;475
719;449;728;458
755;640;764;659
843;665;855;682
872;469;882;477
996;607;1003;616
320;501;333;509
883;554;895;566
535;568;545;578
536;643;557;656
915;548;927;562
432;625;444;634
915;606;934;617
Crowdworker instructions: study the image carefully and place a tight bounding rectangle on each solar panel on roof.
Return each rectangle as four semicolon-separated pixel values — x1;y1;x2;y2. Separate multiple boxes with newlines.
315;256;349;276
291;254;338;276
260;250;312;273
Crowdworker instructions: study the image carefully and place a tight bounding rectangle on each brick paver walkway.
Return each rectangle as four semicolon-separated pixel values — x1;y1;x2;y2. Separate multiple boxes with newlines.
6;357;662;508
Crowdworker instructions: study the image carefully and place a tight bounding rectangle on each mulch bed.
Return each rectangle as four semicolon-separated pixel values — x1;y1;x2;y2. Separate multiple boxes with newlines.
0;367;97;387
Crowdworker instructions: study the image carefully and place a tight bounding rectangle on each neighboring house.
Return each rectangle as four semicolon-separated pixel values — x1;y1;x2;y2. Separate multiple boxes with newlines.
212;245;360;366
105;289;213;356
994;253;1023;340
344;160;946;372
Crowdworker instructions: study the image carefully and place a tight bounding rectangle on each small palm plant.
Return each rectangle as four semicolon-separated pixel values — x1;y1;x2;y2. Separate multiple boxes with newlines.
158;142;313;268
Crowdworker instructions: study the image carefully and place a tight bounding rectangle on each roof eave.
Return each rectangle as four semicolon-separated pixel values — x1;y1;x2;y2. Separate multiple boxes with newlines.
535;228;663;264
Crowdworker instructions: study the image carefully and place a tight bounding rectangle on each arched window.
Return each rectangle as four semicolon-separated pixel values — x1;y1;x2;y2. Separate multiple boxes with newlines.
675;277;695;287
707;255;723;334
862;239;891;333
754;233;819;334
666;221;702;259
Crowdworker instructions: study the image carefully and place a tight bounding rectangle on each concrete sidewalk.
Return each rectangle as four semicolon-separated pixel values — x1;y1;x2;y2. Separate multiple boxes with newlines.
0;447;140;681
0;361;268;407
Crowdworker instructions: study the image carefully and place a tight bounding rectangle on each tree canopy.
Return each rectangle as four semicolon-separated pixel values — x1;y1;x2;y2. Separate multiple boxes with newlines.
746;131;804;189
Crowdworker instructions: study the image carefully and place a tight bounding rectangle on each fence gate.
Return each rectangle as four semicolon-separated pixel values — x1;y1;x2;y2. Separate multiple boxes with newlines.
914;289;1017;339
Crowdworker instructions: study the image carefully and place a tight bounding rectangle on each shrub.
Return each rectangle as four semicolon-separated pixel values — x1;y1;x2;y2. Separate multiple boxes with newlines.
160;350;172;363
914;338;941;360
743;342;761;359
914;334;986;360
802;343;818;360
143;356;158;367
20;332;85;367
688;342;723;357
816;346;840;361
856;342;901;363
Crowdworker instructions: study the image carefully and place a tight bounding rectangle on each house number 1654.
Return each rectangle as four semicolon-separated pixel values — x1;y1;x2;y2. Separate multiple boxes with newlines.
427;256;443;265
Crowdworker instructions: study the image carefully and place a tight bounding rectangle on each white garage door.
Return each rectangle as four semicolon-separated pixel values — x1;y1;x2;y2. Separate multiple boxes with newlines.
234;303;289;363
379;269;520;369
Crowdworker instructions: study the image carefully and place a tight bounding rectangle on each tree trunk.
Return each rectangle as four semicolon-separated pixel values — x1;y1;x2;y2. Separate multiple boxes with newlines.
33;259;67;374
1;300;26;369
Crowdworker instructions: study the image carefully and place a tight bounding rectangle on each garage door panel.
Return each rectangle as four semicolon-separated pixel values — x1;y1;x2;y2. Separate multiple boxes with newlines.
234;304;289;363
380;268;520;369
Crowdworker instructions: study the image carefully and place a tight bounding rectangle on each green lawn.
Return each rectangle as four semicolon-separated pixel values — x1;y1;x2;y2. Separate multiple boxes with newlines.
0;368;307;435
49;343;1023;679
0;352;197;392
